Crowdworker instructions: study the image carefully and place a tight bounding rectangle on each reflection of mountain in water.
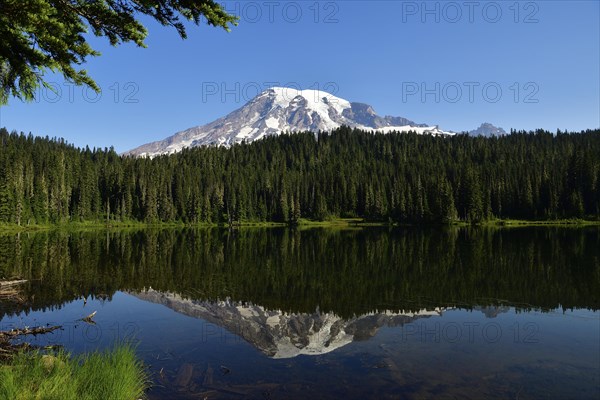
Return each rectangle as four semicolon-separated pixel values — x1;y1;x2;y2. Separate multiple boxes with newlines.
133;289;447;359
473;305;511;318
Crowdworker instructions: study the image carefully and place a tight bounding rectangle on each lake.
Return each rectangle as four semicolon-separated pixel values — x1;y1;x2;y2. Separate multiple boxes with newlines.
0;227;598;399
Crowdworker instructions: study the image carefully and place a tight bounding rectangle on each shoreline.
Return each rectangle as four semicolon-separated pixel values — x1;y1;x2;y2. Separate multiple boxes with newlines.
1;218;599;234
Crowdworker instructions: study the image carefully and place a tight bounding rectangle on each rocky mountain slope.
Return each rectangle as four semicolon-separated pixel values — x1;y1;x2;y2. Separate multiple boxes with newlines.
132;289;448;359
126;87;455;157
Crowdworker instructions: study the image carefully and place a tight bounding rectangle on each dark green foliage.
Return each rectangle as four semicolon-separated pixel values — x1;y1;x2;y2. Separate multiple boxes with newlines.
0;0;238;104
0;127;599;225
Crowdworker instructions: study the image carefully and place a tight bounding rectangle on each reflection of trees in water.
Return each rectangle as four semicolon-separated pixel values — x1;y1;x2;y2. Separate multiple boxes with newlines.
0;227;598;318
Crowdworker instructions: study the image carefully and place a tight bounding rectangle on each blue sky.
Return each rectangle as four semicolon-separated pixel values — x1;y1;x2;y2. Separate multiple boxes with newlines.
1;0;599;152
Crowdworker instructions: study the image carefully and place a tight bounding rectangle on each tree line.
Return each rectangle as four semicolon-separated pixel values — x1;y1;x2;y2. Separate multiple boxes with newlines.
0;126;599;225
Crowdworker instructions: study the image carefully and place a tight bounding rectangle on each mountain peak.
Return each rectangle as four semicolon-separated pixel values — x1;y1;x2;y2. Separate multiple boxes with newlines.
469;122;507;137
126;87;454;157
265;86;350;108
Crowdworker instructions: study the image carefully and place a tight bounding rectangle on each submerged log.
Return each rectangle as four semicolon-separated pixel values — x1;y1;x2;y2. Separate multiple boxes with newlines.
202;384;249;396
82;311;97;324
0;280;27;287
202;365;214;386
0;325;61;341
0;288;22;301
0;279;27;302
174;363;194;388
0;325;62;360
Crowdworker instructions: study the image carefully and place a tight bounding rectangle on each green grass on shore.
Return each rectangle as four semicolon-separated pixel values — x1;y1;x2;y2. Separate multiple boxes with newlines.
297;217;600;228
0;345;148;400
1;217;599;234
476;218;600;227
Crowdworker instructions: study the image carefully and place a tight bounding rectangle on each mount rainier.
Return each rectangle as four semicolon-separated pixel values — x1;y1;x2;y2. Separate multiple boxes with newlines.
132;289;448;359
125;87;459;157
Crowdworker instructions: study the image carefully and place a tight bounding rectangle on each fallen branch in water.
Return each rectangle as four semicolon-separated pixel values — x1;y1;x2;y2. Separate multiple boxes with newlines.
0;280;27;288
0;325;62;361
0;326;62;341
82;311;97;324
0;279;27;303
0;288;22;301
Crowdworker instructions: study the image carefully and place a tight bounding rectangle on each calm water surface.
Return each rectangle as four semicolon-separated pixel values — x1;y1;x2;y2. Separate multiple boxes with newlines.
0;227;598;399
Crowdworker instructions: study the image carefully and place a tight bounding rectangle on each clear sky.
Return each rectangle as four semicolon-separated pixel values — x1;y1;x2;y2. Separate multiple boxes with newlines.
1;0;599;152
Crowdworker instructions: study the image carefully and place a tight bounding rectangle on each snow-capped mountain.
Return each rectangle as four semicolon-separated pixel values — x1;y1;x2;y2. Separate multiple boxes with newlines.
469;122;507;137
132;289;448;359
125;87;454;157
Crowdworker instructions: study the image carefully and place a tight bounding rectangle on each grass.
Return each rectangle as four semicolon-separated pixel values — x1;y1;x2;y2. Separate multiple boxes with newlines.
295;217;387;228
0;345;148;400
0;220;186;235
296;217;600;228
1;217;599;234
478;218;600;227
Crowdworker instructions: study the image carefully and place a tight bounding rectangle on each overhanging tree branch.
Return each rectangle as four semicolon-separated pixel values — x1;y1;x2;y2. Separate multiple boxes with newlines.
0;0;238;104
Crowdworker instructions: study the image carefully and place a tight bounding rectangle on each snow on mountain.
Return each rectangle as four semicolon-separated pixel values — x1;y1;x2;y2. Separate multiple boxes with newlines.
132;289;448;359
125;87;455;157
